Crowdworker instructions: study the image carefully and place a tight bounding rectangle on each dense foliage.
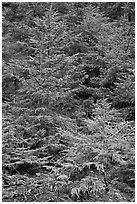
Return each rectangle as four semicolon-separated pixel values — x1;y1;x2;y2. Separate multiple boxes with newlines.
2;2;135;202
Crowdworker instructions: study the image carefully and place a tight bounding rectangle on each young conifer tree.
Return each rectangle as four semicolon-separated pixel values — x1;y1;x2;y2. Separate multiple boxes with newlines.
16;3;86;109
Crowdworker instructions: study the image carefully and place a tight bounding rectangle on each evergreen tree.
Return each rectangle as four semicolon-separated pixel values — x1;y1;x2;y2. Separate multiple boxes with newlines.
2;3;135;201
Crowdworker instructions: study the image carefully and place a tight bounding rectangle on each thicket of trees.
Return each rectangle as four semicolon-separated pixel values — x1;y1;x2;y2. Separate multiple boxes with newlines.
2;2;135;202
